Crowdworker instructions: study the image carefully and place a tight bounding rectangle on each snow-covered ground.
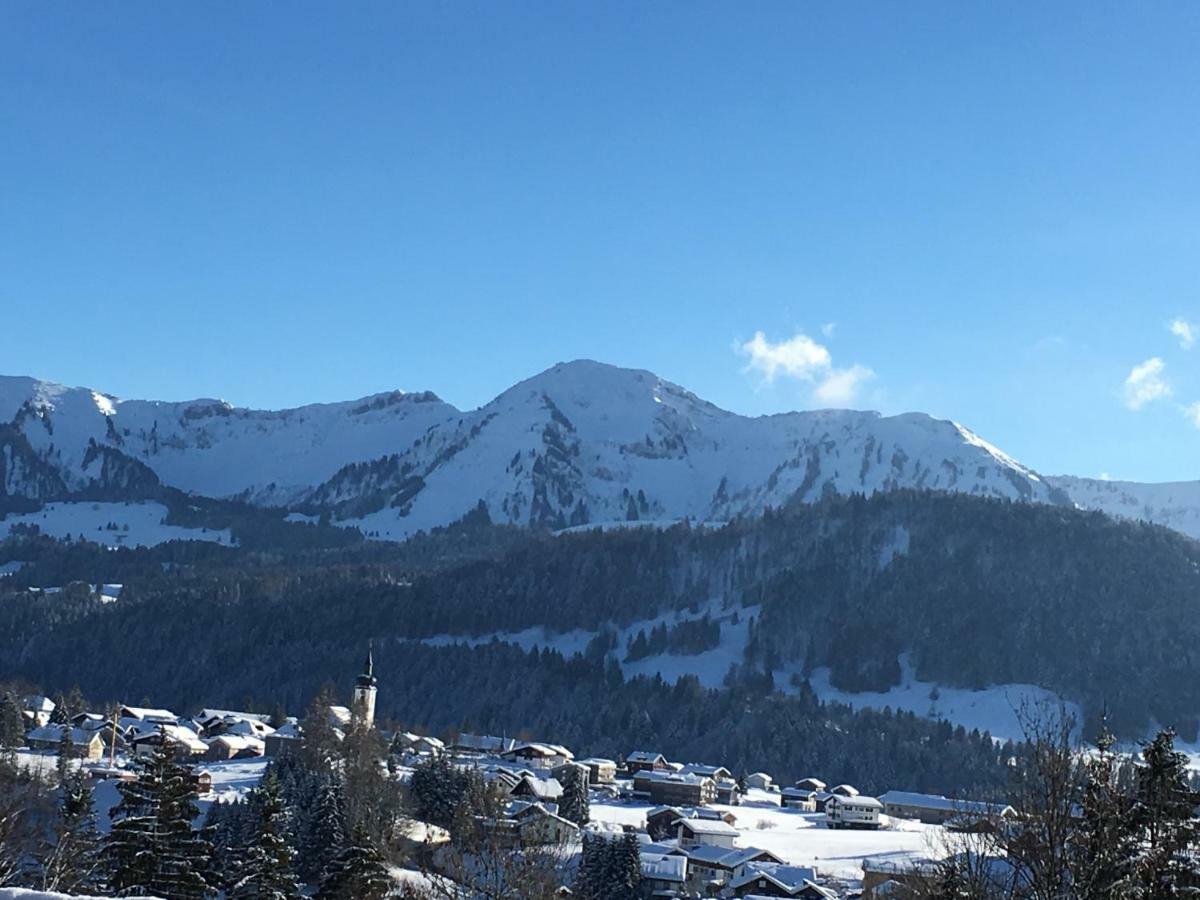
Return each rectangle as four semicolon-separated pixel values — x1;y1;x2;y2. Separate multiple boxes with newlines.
795;656;1080;744
0;502;233;548
589;791;947;882
0;891;161;900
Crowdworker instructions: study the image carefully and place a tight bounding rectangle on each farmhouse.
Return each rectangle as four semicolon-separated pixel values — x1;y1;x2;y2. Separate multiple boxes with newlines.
577;757;617;785
26;725;104;760
729;863;837;898
677;817;738;850
672;846;785;892
780;788;816;811
501;742;575;768
877;790;1016;826
825;794;883;829
626;750;670;773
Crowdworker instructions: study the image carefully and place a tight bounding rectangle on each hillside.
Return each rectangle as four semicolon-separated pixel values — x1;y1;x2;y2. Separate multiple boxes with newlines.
3;491;1198;743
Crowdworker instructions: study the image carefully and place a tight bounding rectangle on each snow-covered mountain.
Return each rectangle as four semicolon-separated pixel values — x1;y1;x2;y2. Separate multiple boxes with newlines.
1047;475;1200;540
0;360;1144;540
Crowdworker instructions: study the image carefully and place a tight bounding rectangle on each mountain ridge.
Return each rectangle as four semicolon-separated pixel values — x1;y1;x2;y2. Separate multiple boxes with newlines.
0;361;1195;539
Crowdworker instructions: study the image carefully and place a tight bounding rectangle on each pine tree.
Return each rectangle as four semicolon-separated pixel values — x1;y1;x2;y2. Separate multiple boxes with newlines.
299;775;346;882
0;694;24;751
39;768;102;894
616;832;641;898
231;773;301;900
558;763;589;826
107;735;212;899
55;725;75;784
1131;728;1200;894
315;825;391;900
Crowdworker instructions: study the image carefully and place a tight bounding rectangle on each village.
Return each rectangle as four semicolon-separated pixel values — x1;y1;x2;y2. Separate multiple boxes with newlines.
4;653;1020;899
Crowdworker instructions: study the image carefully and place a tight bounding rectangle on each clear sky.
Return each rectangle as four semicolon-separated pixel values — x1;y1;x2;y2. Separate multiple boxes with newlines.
3;3;1199;481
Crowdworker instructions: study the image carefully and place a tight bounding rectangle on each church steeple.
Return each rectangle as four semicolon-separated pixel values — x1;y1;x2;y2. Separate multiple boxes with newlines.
352;641;378;727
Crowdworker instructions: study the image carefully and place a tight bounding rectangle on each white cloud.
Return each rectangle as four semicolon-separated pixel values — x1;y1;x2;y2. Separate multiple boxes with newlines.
812;364;876;406
1099;472;1112;481
737;331;831;384
821;322;837;338
1170;318;1196;350
736;330;874;405
1122;357;1171;410
1182;402;1200;429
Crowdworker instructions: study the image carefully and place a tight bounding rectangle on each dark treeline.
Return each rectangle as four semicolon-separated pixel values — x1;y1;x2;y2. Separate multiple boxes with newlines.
5;490;1200;746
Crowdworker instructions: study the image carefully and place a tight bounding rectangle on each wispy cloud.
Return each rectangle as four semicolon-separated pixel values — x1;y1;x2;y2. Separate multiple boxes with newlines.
821;322;837;338
1170;317;1196;350
736;330;875;406
1121;357;1171;410
1182;402;1200;429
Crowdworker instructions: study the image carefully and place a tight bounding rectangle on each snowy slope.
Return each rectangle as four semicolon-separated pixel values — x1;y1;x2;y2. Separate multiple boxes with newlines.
1;362;1068;539
1048;475;1200;541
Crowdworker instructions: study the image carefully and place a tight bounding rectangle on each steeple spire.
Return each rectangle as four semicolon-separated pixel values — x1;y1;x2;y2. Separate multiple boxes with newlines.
356;640;377;688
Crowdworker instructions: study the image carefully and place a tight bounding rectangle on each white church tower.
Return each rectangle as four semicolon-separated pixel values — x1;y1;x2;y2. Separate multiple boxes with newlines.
352;642;378;728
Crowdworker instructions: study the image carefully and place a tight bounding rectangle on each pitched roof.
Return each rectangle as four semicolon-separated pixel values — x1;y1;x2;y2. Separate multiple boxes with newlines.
877;790;1013;816
678;818;738;836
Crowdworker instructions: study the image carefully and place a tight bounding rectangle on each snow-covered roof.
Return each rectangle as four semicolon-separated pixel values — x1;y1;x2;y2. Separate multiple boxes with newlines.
628;750;667;763
130;723;206;752
24;696;55;712
121;705;177;721
674;844;782;869
877;790;1012;816
205;734;264;752
197;708;270;724
27;724;101;745
829;794;883;810
677;817;738;836
641;852;687;883
730;863;836;898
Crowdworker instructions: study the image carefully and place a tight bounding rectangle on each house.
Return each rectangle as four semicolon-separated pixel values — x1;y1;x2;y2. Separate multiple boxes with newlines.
860;859;940;897
671;846;785;892
633;770;717;807
647;806;737;840
780;788;816;811
715;777;742;806
679;763;733;782
825;794;882;829
196;709;270;732
510;774;564;805
392;732;446;756
25;725;104;761
502;742;575;768
191;769;214;793
510;802;580;844
677;817;738;850
640;850;688;896
120;705;178;725
626;751;669;773
203;734;265;761
794;778;826;792
578;757;617;785
129;724;207;759
830;783;860;798
811;792;836;813
729;863;837;898
452;733;517;755
264;721;301;757
24;696;55;727
876;790;1016;826
745;772;774;792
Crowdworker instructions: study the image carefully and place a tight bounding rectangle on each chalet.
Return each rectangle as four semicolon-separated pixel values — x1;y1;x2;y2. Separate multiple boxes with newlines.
677;817;738;850
830;783;859;798
672;846;785;892
745;772;774;791
876;790;1016;826
825;794;882;829
729;863;837;898
633;770;717;807
25;725;104;761
191;769;214;794
510;802;580;844
860;859;940;897
502;742;575;768
196;709;270;732
129;724;207;759
577;757;617;785
714;777;742;806
794;778;826;792
120;705;178;725
647;806;737;840
780;788;817;811
811;792;836;813
203;716;275;740
453;733;517;755
510;774;564;805
264;721;301;757
24;696;55;727
626;751;669;773
640;850;688;896
679;763;733;781
203;734;265;761
392;732;446;756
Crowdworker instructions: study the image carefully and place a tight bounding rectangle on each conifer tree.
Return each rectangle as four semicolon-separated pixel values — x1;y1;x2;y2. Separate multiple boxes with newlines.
1131;728;1200;894
40;768;102;894
106;735;211;899
315;825;391;900
55;725;75;784
558;763;589;826
231;773;301;900
0;694;24;751
299;775;346;882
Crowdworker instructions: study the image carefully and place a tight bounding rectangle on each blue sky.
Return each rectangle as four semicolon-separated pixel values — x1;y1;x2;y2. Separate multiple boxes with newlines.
3;3;1199;481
